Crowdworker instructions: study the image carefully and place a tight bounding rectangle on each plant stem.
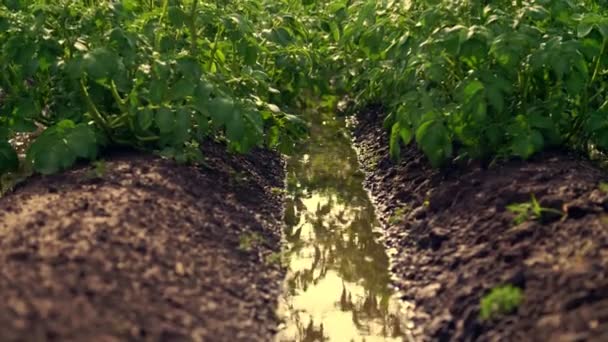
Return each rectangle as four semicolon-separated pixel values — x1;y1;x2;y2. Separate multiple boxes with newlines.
208;27;224;72
110;80;128;112
80;80;111;136
600;99;608;111
155;0;170;50
188;0;200;55
592;39;607;84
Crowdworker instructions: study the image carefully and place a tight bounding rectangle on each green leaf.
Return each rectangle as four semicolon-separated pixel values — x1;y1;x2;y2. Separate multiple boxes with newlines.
168;6;186;28
550;55;569;80
226;112;245;144
593;127;608;150
177;57;202;80
578;22;594;38
528;113;554;130
137;108;154;130
169;78;194;101
511;129;544;159
272;27;294;46
193;81;213;113
464;80;484;100
566;72;586;94
586;111;608;132
0;141;18;174
83;48;119;80
599;22;608;39
209;97;235;127
156;108;174;134
65;124;98;159
26;121;97;175
15;98;38;118
148;78;164;104
172;109;190;145
11;117;37;133
416;120;452;167
400;125;413;146
389;123;401;160
194;112;209;139
486;85;504;113
32;143;74;175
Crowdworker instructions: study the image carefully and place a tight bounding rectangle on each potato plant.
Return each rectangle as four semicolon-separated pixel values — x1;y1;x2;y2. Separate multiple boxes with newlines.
0;0;315;174
326;0;608;166
2;0;608;174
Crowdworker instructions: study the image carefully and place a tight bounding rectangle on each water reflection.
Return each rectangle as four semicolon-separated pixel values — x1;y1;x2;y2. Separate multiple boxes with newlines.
276;110;406;342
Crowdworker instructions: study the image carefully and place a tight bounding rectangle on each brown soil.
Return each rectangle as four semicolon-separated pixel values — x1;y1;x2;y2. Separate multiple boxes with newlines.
0;142;286;341
352;107;608;342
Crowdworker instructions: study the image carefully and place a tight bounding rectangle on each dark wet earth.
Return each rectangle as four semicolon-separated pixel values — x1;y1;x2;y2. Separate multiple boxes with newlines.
275;110;411;341
353;107;608;341
0;142;287;341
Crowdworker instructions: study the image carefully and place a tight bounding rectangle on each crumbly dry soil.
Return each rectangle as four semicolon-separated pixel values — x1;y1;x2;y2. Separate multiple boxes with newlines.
0;142;286;342
353;107;608;342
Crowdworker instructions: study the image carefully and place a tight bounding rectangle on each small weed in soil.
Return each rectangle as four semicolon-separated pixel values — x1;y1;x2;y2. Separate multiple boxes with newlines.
480;285;524;321
507;194;563;224
85;160;107;180
388;206;410;225
265;250;288;267
270;187;287;196
230;169;250;186
239;232;265;252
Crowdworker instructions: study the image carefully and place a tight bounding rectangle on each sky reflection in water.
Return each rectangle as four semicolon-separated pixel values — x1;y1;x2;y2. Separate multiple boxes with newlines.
276;110;406;342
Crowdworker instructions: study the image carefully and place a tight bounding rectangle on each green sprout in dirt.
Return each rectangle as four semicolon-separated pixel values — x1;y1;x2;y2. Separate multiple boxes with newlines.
388;205;410;225
599;182;608;193
480;284;523;321
238;232;265;252
507;194;563;225
265;250;288;267
228;167;251;186
270;187;287;196
85;160;107;180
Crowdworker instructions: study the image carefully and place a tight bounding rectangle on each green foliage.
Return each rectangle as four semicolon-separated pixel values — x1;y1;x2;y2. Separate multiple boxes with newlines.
0;141;18;174
27;120;98;175
0;0;315;175
3;0;608;174
324;0;608;166
480;284;524;321
507;194;563;224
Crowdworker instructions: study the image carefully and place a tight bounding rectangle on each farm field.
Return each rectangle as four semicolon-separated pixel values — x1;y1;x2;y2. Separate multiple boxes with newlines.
1;0;608;341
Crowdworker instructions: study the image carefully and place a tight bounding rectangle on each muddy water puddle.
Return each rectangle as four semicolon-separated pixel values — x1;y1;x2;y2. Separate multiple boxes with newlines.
275;110;409;341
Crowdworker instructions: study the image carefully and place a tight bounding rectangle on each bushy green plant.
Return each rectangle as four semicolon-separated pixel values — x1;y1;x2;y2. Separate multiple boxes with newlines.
480;284;524;320
326;0;608;166
3;0;608;174
0;0;316;175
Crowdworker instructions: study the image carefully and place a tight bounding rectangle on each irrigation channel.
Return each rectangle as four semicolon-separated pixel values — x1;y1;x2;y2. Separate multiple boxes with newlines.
275;109;410;341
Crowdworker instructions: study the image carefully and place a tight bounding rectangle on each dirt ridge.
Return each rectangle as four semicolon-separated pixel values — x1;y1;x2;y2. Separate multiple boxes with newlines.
352;107;608;341
0;142;286;341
